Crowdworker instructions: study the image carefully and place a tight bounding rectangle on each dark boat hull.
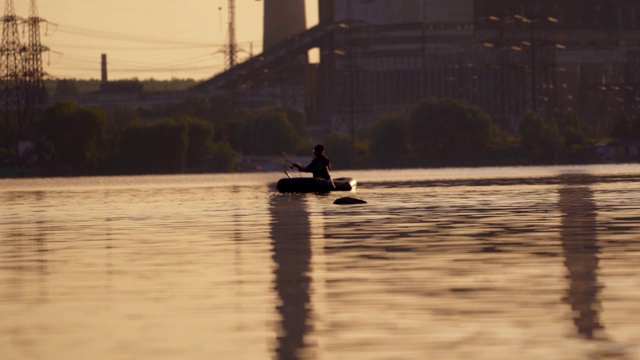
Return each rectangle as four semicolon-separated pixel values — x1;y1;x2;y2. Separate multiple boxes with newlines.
276;177;357;193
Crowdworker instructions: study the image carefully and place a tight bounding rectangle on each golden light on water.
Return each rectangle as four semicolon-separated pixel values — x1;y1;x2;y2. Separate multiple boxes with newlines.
2;166;640;359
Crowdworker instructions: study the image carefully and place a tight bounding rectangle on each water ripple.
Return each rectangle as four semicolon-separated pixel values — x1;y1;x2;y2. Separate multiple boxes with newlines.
1;167;640;359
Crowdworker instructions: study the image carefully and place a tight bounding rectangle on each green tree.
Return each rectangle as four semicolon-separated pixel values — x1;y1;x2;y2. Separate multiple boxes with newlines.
519;111;563;163
180;116;237;172
117;120;188;174
519;111;546;161
220;109;252;152
209;142;239;172
323;132;357;169
560;110;585;157
243;108;303;155
41;101;107;172
107;107;140;138
281;107;308;139
408;98;497;165
368;114;408;168
611;110;637;140
182;117;216;169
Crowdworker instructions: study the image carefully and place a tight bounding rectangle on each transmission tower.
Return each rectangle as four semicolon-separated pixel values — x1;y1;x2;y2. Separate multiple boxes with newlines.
0;0;24;146
24;0;48;111
225;0;238;69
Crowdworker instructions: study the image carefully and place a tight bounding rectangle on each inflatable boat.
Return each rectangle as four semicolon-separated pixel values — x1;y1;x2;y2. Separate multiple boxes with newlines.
276;177;357;193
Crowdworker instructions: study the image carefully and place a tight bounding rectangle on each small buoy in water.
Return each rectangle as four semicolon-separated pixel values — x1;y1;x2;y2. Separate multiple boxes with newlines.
334;196;367;205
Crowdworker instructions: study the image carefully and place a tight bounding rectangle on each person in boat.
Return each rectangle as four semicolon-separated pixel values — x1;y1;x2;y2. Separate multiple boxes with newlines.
292;144;331;180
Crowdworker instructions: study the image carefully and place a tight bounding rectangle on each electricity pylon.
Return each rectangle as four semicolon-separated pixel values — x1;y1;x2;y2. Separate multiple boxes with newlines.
0;0;48;148
224;0;238;69
0;0;24;146
24;0;48;111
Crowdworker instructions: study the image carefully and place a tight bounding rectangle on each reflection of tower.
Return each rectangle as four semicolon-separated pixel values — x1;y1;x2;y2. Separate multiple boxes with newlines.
0;0;24;146
558;174;605;340
3;190;49;302
269;194;313;359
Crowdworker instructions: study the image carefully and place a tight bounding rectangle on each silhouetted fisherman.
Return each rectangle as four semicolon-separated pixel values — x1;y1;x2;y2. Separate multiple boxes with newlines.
292;144;331;180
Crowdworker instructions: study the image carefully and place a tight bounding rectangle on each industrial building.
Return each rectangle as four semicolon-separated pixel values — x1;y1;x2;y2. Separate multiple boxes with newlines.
474;0;640;131
48;0;638;139
194;0;479;136
319;0;476;136
193;0;640;136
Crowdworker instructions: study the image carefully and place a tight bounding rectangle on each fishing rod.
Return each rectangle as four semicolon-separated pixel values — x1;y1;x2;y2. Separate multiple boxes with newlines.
262;141;295;167
257;138;300;179
256;137;293;165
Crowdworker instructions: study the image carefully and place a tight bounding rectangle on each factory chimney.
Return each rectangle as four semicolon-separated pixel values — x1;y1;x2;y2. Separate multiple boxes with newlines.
262;0;307;51
101;54;107;83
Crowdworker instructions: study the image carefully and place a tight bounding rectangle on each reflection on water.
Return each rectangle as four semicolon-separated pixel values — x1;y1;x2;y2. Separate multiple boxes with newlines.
270;194;312;360
1;167;640;359
3;190;49;305
558;174;603;340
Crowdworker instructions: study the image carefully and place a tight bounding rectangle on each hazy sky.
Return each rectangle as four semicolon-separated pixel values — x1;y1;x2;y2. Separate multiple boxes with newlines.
14;0;318;81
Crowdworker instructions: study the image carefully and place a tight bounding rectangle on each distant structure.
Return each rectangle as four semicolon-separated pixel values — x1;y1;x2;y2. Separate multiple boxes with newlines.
0;0;23;147
475;0;640;131
197;0;310;111
263;0;306;51
0;0;48;149
101;53;107;83
53;1;638;140
24;0;47;112
189;0;640;137
321;0;476;135
98;54;142;94
260;0;308;111
224;0;238;69
322;0;640;135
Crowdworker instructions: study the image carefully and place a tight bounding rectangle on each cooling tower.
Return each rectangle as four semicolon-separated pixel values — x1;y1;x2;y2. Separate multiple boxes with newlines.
263;0;307;51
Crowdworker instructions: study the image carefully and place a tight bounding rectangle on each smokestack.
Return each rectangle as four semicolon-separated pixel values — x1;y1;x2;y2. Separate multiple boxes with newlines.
263;0;306;51
318;0;335;25
101;54;107;83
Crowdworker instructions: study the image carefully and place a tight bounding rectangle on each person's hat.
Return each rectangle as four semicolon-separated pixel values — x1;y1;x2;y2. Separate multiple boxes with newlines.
313;144;324;151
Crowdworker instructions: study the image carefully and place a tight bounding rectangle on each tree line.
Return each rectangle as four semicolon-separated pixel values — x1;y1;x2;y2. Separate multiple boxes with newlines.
3;93;638;176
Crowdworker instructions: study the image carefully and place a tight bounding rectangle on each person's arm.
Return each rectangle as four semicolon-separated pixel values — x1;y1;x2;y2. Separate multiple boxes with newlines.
292;158;316;172
294;157;328;174
302;158;322;173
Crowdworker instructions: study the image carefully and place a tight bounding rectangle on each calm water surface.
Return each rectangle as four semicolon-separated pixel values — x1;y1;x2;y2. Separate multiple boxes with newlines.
1;165;640;360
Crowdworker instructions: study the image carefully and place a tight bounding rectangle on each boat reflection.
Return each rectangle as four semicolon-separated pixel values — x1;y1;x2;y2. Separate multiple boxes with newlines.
269;193;313;360
558;174;605;340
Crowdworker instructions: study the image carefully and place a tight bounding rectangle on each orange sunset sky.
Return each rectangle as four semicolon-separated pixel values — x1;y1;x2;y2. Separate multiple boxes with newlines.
11;0;318;80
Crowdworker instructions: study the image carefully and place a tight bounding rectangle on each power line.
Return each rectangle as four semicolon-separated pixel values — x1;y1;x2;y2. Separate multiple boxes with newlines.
53;23;214;47
43;19;263;79
48;42;221;51
46;52;228;79
48;51;222;70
